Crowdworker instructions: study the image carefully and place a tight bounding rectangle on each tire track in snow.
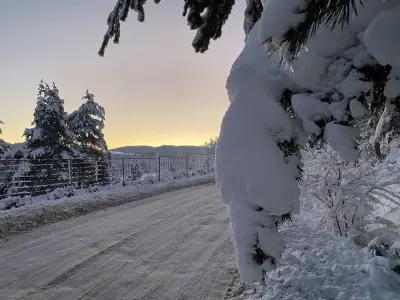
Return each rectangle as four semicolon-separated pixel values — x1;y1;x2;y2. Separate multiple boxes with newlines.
0;184;235;300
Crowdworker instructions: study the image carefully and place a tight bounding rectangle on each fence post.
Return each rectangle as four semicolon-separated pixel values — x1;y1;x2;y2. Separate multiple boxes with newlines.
68;159;72;186
122;158;126;186
186;154;189;177
158;156;161;182
95;160;99;185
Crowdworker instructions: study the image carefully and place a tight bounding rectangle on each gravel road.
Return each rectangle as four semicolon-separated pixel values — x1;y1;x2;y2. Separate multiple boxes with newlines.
0;184;235;300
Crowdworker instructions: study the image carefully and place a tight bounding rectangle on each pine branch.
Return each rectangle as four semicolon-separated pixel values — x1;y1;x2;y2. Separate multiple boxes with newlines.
99;0;235;56
244;0;263;36
283;0;363;56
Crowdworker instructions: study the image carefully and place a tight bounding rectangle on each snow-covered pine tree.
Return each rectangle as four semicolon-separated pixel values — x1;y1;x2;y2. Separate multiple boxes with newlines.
100;0;400;283
0;121;11;198
256;0;398;159
0;121;9;157
24;81;72;159
0;122;28;199
202;137;217;174
228;0;400;282
204;137;217;155
67;90;110;186
68;90;108;159
11;81;74;196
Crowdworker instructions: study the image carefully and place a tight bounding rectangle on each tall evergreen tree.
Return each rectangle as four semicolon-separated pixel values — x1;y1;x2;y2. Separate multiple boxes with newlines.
8;81;74;196
0;121;8;157
67;91;110;186
67;90;108;159
24;81;72;159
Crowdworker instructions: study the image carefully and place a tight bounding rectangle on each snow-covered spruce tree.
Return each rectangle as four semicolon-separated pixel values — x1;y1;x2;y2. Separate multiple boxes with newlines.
24;81;72;159
0;121;11;198
0;121;9;157
241;0;400;281
0;123;28;199
9;81;74;196
203;137;217;173
204;137;218;155
100;0;400;282
67;90;108;158
67;90;110;186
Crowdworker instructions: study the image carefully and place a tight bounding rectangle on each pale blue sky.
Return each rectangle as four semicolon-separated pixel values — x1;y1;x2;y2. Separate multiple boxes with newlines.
0;1;246;147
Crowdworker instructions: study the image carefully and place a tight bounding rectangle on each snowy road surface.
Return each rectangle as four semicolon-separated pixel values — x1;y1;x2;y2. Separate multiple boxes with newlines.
0;184;235;300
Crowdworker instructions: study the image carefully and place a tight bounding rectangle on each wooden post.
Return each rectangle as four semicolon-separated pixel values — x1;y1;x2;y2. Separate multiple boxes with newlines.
186;154;189;177
95;160;99;185
158;156;161;182
122;158;125;186
68;159;72;186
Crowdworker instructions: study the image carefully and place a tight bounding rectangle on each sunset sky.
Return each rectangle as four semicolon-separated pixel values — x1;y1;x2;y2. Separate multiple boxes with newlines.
0;1;246;149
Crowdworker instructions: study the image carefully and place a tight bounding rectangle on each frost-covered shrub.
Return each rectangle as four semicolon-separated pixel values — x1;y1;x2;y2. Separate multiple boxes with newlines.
129;164;142;181
173;171;187;180
141;174;158;185
302;143;400;237
302;145;369;237
0;197;26;211
87;185;100;193
47;186;75;200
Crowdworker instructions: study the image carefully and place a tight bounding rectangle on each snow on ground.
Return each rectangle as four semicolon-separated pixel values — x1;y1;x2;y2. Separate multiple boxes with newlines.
0;174;214;239
238;212;400;300
0;184;235;300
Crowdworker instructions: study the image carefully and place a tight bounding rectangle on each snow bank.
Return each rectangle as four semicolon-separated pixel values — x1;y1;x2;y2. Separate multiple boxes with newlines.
0;174;214;239
243;214;400;300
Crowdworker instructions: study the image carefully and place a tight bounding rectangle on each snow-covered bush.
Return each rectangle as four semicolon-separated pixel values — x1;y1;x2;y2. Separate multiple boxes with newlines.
130;164;142;181
217;1;400;283
301;144;400;240
301;140;400;284
141;174;158;185
46;186;75;200
0;196;26;211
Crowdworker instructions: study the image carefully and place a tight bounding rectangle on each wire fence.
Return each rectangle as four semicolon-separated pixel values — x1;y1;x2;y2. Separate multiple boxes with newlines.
0;153;215;201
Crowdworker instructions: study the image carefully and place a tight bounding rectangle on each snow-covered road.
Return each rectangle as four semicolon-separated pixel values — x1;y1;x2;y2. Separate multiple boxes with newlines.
0;184;235;300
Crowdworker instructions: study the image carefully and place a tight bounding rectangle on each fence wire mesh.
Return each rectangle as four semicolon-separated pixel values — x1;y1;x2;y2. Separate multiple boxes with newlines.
0;154;215;201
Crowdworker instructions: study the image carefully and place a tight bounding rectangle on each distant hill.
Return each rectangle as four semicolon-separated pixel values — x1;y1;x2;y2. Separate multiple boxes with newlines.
111;145;208;157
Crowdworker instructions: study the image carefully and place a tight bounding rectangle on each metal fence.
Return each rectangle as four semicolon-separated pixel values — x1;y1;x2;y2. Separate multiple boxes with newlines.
0;154;215;200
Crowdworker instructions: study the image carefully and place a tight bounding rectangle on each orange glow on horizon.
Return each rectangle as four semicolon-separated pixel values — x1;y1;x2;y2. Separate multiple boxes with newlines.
0;1;245;149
